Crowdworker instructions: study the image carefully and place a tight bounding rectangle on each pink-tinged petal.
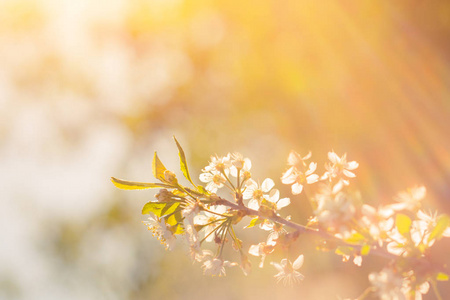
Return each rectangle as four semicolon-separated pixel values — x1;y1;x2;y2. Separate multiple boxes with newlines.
281;167;298;184
291;183;303;195
293;254;304;270
302;151;312;160
443;227;450;237
276;197;290;209
248;244;261;257
328;151;340;164
346;161;359;170
267;231;279;246
306;174;319;184
418;281;430;294
271;262;284;273
262;178;275;192
287;151;301;166
343;169;356;178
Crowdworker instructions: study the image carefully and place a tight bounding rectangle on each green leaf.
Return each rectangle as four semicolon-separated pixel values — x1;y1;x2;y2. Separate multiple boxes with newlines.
111;177;172;190
245;217;264;228
396;213;412;236
360;244;371;256
173;136;196;187
344;232;366;244
436;272;449;281
152;152;167;181
429;215;450;241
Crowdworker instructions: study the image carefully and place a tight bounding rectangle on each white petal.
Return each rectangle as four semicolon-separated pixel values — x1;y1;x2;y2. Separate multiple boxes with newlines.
262;178;275;192
248;244;261;257
306;174;319;184
328;151;340;163
268;189;280;203
271;262;284;273
248;199;260;210
287;151;301;166
293;254;304;270
343;169;356;178
199;173;213;182
243;158;252;171
291;183;303;195
346;161;359;170
307;162;317;174
302;151;312;160
276;197;290;209
281;167;297;184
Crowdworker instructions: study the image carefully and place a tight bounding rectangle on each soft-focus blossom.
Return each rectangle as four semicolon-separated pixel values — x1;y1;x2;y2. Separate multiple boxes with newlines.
230;152;251;177
143;215;176;250
259;219;287;246
271;254;305;286
243;178;275;209
322;151;359;180
155;189;173;202
369;268;406;300
386;227;410;256
281;162;319;195
199;170;227;193
390;186;426;212
203;154;232;173
261;189;291;211
401;279;430;300
201;257;237;276
359;204;395;245
248;242;275;268
286;150;311;168
314;186;355;232
194;205;227;242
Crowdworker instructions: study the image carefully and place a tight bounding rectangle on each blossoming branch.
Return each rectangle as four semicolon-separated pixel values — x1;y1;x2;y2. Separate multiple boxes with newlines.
111;137;450;300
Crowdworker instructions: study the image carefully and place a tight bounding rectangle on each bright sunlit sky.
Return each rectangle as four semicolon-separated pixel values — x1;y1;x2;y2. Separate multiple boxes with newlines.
1;0;450;299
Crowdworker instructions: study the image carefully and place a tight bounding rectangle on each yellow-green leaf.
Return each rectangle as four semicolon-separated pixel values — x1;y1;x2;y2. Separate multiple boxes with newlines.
152;152;167;181
436;272;449;281
245;217;264;229
344;232;366;244
335;246;354;256
361;244;371;256
174;136;196;187
142;202;167;216
396;213;412;236
429;215;450;241
111;177;172;190
173;223;185;235
166;211;182;226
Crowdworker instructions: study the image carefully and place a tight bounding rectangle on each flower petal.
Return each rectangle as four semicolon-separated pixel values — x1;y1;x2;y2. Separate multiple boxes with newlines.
262;178;275;192
293;254;304;270
276;197;290;209
291;183;303;195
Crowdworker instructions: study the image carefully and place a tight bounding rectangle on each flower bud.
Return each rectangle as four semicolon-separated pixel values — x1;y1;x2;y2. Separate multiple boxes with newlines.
164;170;178;184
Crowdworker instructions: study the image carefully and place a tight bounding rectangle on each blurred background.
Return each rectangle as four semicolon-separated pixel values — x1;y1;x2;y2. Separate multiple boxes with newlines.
1;0;450;299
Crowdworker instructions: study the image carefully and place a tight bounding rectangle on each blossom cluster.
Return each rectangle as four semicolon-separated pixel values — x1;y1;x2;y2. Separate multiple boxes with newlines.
112;138;450;299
